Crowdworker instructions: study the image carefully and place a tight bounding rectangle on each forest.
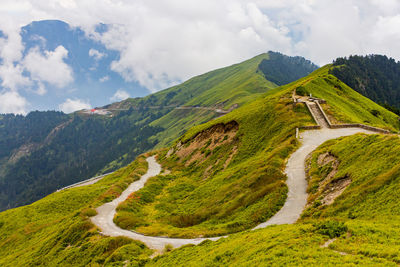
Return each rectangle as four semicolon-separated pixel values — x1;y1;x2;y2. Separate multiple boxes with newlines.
331;54;400;114
0;109;165;211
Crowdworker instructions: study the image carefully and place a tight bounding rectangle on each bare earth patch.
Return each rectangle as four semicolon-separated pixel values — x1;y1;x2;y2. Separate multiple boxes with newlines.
173;121;239;167
313;152;352;206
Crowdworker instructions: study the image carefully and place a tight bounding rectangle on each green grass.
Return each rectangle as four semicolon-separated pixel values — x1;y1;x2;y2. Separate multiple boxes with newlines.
298;133;400;264
0;156;152;266
148;222;397;266
304;134;400;221
299;65;399;131
145;133;400;266
2;59;400;265
114;84;315;238
114;63;400;239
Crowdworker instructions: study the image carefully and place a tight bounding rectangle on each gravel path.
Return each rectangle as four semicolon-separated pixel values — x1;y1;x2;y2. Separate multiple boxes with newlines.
91;128;376;250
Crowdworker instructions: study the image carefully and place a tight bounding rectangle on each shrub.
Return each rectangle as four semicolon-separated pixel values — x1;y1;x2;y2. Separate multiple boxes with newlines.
370;109;380;117
80;208;97;217
314;220;348;238
296;86;307;96
164;244;174;253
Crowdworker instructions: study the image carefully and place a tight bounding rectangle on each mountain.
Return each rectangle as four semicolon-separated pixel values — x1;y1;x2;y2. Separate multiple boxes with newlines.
112;63;398;238
330;54;400;113
0;52;318;211
258;51;318;85
0;56;399;266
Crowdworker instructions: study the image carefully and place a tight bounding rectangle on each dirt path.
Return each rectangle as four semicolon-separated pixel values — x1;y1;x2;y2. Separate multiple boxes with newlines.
91;156;220;251
254;127;375;229
91;128;377;250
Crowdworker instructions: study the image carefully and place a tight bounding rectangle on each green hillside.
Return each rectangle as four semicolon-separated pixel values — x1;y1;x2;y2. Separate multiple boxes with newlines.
113;64;399;239
149;221;398;266
114;86;313;238
1;56;400;266
146;82;400;266
295;65;399;131
304;133;400;221
0;52;317;211
0;156;152;266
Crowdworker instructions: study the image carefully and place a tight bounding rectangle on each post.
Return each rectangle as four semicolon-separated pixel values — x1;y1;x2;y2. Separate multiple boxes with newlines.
296;128;299;139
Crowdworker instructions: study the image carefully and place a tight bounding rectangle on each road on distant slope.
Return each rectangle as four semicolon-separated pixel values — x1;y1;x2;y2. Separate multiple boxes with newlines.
91;129;377;250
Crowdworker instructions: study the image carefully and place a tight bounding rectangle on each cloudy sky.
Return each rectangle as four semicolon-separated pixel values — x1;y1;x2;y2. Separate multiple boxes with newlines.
1;0;400;114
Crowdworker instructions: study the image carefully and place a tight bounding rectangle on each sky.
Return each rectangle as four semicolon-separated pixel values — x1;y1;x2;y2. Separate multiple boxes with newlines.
1;0;400;114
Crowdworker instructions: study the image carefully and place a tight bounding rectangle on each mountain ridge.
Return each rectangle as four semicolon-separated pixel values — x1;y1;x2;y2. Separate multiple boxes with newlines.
0;51;317;211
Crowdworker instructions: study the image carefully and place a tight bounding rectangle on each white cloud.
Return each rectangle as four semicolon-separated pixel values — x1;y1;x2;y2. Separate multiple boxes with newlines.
99;75;109;82
0;63;31;90
110;89;129;102
0;90;27;114
0;24;31;92
2;0;400;104
59;98;91;113
35;81;46;95
23;45;73;88
101;1;292;91
89;48;106;60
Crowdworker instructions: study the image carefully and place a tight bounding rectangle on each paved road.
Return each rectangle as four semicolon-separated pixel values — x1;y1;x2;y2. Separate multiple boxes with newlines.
91;128;377;250
91;156;220;251
57;172;114;191
253;127;375;229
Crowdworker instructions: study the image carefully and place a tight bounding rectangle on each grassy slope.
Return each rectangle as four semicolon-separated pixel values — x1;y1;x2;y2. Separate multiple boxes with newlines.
302;133;400;263
114;83;315;238
148;53;278;147
0;156;153;266
147;119;400;266
148;223;396;266
1;62;400;265
114;65;399;239
304;134;400;221
299;65;399;131
106;54;278;150
115;53;276;110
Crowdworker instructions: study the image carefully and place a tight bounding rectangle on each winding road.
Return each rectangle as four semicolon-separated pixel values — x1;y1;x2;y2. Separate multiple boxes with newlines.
91;157;221;251
91;127;376;250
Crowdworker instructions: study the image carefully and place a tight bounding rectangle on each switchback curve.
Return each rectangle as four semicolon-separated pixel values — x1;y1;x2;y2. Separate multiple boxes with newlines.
91;128;377;251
